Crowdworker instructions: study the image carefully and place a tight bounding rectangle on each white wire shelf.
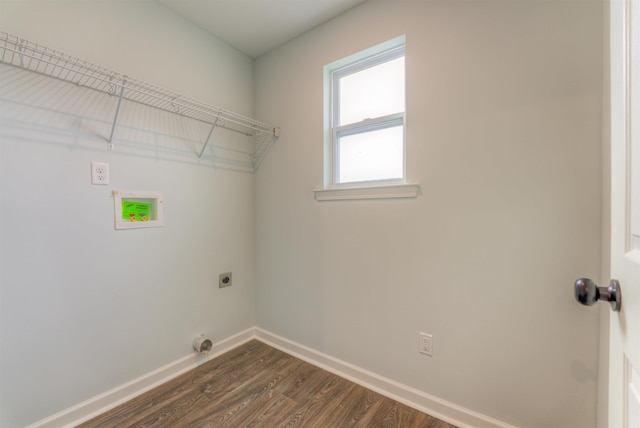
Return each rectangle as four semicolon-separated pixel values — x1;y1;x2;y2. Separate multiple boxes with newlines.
0;31;279;171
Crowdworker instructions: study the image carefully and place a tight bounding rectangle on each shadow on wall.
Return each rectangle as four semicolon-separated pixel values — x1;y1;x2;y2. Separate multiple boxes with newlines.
0;61;273;173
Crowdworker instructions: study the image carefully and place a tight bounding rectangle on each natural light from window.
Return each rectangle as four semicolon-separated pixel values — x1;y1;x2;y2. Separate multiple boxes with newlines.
338;125;404;183
339;57;405;125
332;46;405;185
318;36;419;201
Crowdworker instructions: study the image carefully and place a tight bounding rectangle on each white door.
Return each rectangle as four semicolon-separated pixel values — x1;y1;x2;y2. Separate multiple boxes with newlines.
609;0;640;426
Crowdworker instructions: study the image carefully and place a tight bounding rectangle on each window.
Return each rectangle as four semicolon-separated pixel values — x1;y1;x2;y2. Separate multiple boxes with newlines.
316;36;419;201
329;39;406;186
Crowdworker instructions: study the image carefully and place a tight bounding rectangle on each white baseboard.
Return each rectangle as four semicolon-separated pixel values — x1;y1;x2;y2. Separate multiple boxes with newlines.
28;326;513;428
254;328;516;428
26;328;255;428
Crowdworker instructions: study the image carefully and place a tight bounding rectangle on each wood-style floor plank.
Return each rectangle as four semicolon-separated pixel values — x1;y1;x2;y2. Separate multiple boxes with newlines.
78;340;458;428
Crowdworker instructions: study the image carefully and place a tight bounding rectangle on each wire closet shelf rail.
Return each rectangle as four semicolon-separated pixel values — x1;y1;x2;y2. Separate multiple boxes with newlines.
0;31;280;171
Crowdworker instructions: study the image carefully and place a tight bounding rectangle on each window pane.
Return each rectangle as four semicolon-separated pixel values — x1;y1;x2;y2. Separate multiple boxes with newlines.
339;56;405;125
338;125;403;183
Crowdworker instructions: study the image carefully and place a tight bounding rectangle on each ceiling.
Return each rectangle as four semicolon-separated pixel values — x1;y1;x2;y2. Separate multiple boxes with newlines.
157;0;368;58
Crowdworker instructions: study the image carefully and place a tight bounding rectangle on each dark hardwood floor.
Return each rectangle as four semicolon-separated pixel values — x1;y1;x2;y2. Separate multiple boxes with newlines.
78;340;457;427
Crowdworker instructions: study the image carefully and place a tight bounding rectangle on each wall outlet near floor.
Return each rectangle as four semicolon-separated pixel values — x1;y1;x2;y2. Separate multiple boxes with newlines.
219;272;232;288
91;161;110;185
419;332;433;356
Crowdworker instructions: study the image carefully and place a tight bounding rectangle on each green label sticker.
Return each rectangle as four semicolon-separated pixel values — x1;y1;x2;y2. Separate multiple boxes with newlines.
122;201;150;222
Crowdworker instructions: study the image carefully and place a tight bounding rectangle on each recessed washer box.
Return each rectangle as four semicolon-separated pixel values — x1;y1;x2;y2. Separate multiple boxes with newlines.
113;190;163;230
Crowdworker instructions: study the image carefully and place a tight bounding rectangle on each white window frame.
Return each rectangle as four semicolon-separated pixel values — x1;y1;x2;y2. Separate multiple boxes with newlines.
316;35;420;201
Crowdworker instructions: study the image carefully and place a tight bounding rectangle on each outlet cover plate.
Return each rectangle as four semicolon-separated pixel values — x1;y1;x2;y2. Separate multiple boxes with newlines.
419;332;433;356
91;161;109;185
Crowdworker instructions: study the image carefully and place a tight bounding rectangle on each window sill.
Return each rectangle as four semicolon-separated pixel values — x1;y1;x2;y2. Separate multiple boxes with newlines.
314;183;421;201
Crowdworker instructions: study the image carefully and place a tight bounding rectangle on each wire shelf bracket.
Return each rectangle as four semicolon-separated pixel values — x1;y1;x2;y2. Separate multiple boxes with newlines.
0;31;280;171
107;78;126;150
199;113;221;158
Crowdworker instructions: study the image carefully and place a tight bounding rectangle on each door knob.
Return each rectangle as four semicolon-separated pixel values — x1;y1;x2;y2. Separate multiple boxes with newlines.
574;278;622;312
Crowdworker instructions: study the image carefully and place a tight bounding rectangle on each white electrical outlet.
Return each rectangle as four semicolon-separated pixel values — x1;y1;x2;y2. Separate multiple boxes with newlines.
91;162;109;185
419;332;433;356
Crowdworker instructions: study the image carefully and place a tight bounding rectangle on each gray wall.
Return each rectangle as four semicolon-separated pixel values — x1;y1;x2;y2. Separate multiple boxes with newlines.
254;1;604;427
0;1;606;427
0;2;256;426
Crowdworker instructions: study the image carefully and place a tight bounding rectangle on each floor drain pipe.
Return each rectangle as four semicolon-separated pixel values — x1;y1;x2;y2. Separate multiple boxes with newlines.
193;334;213;354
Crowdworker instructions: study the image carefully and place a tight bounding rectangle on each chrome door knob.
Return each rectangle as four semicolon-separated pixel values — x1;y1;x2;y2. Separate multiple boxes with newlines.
574;278;622;312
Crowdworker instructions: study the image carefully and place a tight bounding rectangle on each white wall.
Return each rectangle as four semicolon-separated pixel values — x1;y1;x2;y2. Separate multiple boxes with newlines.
0;1;606;427
254;1;604;427
0;2;256;427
